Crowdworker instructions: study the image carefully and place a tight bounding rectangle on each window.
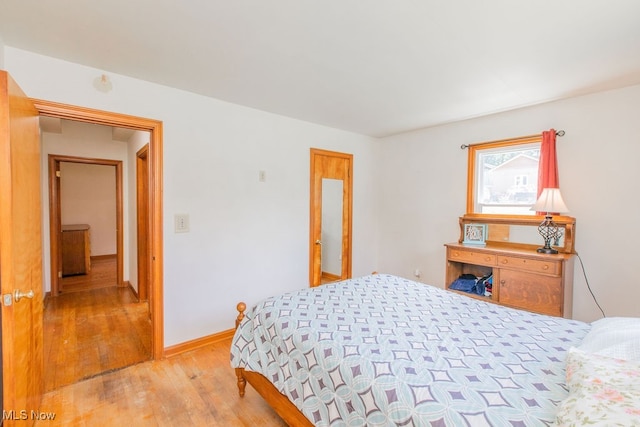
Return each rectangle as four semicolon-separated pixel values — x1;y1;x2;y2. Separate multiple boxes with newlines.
467;135;541;216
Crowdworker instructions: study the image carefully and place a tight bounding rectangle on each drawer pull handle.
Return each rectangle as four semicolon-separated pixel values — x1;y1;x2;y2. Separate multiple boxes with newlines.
501;259;508;264
542;265;549;270
500;280;506;286
484;257;492;262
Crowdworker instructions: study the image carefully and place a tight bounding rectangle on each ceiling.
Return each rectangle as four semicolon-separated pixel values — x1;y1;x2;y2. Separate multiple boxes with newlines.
2;1;640;137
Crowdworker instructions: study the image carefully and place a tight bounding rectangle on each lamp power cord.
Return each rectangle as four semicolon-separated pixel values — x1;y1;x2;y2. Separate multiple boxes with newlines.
575;251;606;318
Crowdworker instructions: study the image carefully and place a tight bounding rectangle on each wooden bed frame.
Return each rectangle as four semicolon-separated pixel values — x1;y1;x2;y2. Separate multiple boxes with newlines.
235;302;313;426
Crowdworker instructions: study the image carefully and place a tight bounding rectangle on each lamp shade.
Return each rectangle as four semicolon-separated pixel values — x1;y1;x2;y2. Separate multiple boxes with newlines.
532;188;569;213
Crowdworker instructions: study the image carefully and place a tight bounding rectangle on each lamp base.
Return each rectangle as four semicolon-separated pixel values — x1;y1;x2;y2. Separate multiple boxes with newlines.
537;247;558;254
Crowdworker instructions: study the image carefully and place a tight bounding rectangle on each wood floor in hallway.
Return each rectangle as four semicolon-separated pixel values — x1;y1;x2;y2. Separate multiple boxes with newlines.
44;256;152;392
59;255;123;293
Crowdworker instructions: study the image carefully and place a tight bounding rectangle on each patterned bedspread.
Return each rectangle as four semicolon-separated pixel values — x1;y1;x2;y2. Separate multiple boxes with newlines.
230;274;590;426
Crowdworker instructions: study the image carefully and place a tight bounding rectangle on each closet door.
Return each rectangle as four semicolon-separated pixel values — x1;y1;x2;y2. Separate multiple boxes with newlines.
309;149;353;287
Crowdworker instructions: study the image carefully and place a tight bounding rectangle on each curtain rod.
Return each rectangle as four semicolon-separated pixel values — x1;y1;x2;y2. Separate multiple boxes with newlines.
460;130;565;150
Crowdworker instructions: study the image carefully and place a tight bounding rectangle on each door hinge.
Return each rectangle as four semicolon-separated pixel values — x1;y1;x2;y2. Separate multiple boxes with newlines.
56;170;61;178
58;271;62;278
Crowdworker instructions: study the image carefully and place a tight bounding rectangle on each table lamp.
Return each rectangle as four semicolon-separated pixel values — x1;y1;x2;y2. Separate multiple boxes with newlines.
531;188;569;254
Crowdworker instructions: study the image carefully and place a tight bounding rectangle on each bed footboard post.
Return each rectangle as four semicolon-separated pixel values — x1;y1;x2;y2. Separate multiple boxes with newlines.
236;302;246;328
235;367;247;397
235;302;248;397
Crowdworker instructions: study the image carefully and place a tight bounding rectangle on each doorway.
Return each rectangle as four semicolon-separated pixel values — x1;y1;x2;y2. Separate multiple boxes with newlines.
309;148;353;287
33;99;164;360
49;156;123;295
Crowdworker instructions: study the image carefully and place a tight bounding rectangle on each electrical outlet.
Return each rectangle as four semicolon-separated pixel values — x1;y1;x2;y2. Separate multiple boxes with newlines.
175;214;189;233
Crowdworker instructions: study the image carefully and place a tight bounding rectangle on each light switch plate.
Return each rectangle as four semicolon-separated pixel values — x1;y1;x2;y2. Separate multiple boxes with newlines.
175;214;190;233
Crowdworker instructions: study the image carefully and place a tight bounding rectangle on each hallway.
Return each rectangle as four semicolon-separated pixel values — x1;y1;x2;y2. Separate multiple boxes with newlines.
43;257;152;391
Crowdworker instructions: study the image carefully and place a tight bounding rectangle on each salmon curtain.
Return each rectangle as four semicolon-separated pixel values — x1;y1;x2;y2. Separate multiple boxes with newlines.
536;129;559;214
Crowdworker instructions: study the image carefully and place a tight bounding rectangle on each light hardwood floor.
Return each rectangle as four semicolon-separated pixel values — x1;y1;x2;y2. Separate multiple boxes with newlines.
44;256;152;391
60;255;123;293
35;339;287;426
38;256;287;426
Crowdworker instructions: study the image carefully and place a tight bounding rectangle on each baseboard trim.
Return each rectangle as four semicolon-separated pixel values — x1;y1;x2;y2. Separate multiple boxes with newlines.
321;271;341;281
125;281;139;299
164;328;236;358
90;254;117;261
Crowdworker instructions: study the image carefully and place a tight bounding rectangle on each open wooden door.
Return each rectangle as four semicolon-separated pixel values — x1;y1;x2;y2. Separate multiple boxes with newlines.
136;144;151;313
0;71;44;424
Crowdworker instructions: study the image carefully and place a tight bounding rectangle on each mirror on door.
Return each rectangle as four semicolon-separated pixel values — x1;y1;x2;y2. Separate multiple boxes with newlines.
320;178;343;282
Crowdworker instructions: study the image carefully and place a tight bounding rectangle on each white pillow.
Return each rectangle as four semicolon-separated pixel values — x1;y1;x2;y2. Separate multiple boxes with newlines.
554;348;640;426
577;317;640;361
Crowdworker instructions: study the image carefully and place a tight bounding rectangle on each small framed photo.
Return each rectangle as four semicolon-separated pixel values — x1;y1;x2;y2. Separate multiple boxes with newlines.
463;223;487;246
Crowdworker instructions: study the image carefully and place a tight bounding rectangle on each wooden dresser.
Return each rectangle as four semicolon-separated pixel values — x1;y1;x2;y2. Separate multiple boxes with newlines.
62;224;91;276
445;243;574;318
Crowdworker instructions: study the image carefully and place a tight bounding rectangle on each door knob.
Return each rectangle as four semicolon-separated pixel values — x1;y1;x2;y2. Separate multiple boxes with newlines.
14;289;34;302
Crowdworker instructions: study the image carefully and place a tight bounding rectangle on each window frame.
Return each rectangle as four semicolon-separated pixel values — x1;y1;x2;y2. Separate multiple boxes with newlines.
466;134;542;218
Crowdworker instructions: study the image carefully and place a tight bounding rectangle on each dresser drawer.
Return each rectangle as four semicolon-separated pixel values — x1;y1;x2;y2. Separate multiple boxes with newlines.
448;248;496;266
497;255;561;276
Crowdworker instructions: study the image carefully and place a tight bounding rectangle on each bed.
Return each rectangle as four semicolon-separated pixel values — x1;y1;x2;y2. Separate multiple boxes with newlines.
230;274;640;426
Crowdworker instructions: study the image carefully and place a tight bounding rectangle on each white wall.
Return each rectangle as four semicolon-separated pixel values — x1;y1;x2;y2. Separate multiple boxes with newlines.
378;83;640;322
4;47;380;346
60;162;117;256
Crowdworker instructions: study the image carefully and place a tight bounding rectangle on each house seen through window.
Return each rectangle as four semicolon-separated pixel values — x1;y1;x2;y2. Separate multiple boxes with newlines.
470;138;541;215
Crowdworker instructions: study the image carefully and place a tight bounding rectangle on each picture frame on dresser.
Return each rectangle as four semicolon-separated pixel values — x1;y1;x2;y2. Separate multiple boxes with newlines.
462;223;487;246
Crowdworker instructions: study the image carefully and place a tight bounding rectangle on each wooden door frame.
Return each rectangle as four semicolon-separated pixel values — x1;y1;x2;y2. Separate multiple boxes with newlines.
49;155;124;294
309;148;353;287
136;144;150;303
33;99;164;360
